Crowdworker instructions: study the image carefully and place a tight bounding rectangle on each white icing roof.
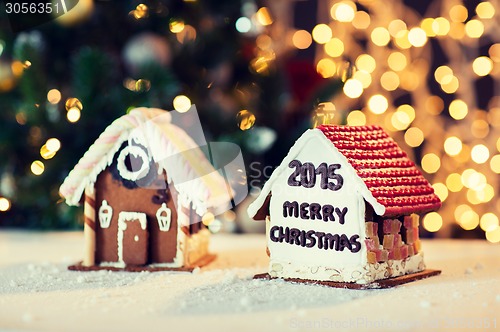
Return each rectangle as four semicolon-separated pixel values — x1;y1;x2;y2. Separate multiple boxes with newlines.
247;129;386;219
60;107;231;215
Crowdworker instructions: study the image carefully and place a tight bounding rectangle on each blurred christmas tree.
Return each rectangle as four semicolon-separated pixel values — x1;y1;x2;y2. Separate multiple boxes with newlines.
0;0;340;229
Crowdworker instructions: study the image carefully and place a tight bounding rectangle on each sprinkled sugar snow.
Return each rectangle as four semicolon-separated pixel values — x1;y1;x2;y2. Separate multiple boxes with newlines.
167;269;375;315
1;232;500;332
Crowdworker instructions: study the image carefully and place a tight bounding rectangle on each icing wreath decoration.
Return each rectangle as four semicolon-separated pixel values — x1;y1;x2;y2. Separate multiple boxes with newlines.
110;142;158;189
117;145;150;181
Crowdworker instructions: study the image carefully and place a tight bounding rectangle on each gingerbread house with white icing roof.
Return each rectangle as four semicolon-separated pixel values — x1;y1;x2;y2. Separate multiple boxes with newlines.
60;107;230;271
248;125;441;286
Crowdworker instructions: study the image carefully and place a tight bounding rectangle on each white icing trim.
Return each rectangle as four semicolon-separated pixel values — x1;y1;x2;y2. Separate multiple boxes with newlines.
99;261;126;268
117;212;147;264
149;262;184;268
118;212;147;230
98;200;113;229
156;203;172;232
247;129;386;219
64;131;130;206
116;144;150;181
59;108;230;217
269;252;425;284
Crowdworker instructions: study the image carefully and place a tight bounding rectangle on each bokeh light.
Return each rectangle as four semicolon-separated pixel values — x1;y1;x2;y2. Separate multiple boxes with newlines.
423;212;442;232
421;18;436;37
40;145;56;160
0;197;11;212
317;58;336;78
421;153;441;173
331;2;356;22
480;213;499;232
380;71;400;91
472;56;493;76
387;52;407;71
464;19;484;38
434;65;453;84
237;110;256;130
441;76;459;94
391;109;411;130
256;7;273;26
449;5;468;22
408;27;427;47
65;98;83;111
292;30;312;49
471;144;489;164
371;27;391;46
173;95;192;113
352;70;371;88
47;89;61;104
490;154;500;173
486;226;500;243
489;44;500;62
367;94;388;114
235;17;252;33
346;110;366;125
444;136;462;156
312;24;332;44
46;138;61;152
324;38;344;57
343;79;363;98
432;183;448;202
449;99;468;120
446;173;463;192
169;19;185;33
394;30;411;49
67;107;81;123
458;210;479;230
355;54;376;73
135;79;151;92
202;212;215;226
31;160;45;176
404;127;424;147
476;2;495;19
388;19;407;37
352;11;370;29
432;17;450;36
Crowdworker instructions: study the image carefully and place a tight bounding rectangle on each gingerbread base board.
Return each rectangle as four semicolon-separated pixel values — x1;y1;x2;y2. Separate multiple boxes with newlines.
253;269;441;289
68;253;216;272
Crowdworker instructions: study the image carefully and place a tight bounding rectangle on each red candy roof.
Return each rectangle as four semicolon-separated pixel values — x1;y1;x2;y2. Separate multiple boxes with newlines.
316;125;441;216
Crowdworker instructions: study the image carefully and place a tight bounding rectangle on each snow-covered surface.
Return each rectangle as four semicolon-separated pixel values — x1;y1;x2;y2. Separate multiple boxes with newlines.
0;231;499;331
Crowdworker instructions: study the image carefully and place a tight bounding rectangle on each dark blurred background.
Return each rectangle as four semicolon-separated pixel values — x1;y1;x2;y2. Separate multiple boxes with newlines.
0;0;498;242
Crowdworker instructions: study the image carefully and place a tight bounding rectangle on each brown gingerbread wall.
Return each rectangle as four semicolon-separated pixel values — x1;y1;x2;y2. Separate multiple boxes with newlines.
188;204;204;234
94;168;178;265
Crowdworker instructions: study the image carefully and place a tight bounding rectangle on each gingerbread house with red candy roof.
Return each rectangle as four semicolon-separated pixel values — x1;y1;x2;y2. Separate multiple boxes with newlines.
248;125;441;287
60;107;230;271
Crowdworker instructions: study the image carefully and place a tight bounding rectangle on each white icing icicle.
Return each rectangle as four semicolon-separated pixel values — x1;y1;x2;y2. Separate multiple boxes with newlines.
117;211;147;264
59;107;230;216
156;203;172;232
98;200;112;229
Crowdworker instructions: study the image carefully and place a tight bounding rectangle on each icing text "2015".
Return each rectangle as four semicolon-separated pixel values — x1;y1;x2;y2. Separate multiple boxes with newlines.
287;160;343;191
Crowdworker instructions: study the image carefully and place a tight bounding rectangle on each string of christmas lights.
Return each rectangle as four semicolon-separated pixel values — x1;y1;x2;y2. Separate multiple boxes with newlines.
236;0;500;241
302;0;499;241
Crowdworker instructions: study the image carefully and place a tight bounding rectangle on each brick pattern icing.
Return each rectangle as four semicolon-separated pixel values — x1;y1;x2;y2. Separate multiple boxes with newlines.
316;125;441;217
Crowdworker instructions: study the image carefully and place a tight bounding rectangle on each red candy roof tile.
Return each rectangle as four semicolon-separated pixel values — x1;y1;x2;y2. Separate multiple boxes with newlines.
316;125;441;216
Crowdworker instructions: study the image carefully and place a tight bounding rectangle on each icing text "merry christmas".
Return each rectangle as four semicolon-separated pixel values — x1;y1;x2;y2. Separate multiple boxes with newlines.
283;201;348;224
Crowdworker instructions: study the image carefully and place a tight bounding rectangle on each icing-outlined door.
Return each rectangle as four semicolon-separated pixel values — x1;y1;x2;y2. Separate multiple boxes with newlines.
118;212;148;266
